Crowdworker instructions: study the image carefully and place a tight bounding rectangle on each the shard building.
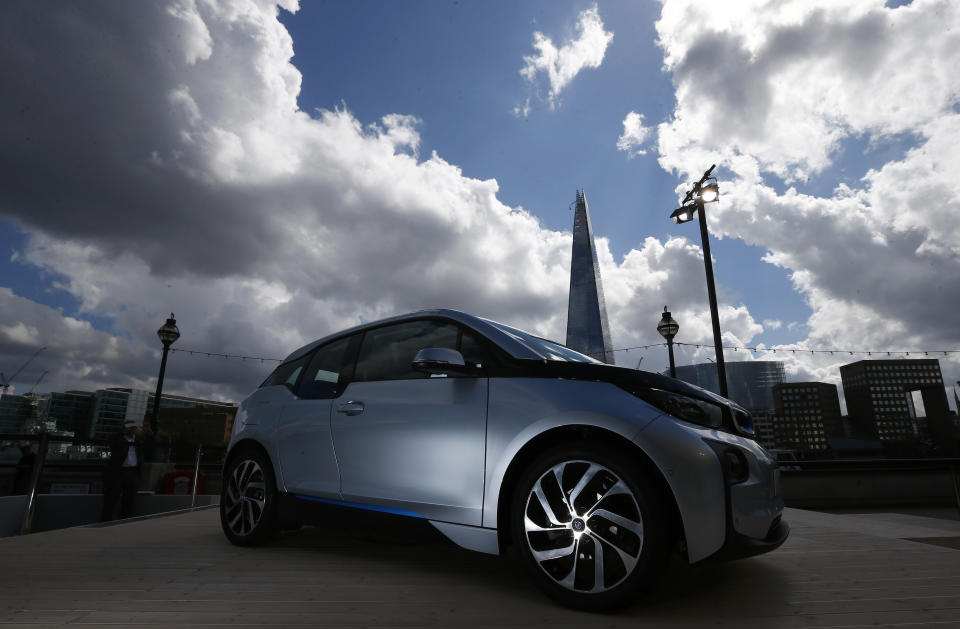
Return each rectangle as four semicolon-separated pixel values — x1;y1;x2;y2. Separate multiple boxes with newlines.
565;190;614;364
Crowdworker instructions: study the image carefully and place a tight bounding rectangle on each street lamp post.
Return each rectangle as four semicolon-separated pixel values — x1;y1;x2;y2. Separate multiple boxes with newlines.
657;306;679;378
150;313;180;435
668;164;728;398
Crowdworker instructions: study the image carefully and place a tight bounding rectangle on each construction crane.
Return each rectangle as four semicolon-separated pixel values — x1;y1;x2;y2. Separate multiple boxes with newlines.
0;346;47;394
27;370;49;394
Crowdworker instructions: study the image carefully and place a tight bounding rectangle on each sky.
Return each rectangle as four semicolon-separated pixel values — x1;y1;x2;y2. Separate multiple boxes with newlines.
0;0;958;412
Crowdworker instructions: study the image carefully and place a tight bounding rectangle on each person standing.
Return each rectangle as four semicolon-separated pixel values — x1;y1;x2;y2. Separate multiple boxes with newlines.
101;419;152;521
13;445;36;495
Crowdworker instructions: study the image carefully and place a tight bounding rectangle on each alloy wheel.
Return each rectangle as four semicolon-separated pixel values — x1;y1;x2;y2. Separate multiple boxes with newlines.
223;458;267;537
523;459;644;593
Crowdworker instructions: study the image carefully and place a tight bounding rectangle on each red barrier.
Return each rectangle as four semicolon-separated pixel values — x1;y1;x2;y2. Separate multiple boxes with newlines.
162;470;206;495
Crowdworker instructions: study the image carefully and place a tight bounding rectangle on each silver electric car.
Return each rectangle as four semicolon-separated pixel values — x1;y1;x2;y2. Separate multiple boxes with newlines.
220;309;787;610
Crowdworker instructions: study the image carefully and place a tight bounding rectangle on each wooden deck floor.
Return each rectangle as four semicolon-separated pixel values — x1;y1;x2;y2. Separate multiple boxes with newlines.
0;507;958;628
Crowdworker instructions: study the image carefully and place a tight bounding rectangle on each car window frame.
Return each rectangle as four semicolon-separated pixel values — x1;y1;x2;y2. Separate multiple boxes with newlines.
348;317;495;384
260;354;311;393
295;333;362;400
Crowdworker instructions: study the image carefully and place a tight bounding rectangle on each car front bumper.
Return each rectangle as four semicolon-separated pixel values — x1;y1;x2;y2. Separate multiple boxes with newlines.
633;416;787;563
705;515;790;562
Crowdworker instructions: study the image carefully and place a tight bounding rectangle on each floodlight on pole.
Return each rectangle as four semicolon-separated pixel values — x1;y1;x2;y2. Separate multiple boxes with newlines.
699;181;720;203
667;164;728;398
669;204;697;224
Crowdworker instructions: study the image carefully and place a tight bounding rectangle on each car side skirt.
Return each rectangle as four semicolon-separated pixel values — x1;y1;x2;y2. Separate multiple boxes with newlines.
277;493;500;554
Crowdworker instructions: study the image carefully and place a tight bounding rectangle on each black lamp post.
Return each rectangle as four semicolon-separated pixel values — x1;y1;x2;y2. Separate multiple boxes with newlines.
149;313;180;435
657;306;679;378
668;164;728;398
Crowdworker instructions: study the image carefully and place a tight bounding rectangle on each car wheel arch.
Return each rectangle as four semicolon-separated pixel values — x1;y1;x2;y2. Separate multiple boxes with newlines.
225;439;277;483
495;425;682;555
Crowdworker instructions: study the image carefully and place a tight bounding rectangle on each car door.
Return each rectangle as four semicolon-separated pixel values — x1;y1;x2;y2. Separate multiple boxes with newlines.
275;334;360;496
331;319;489;526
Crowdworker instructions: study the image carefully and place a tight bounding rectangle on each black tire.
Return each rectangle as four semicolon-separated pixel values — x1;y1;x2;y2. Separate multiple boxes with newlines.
510;443;671;611
220;446;280;546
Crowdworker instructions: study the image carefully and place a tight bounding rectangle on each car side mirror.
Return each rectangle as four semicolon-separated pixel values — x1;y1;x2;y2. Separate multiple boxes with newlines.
412;348;469;375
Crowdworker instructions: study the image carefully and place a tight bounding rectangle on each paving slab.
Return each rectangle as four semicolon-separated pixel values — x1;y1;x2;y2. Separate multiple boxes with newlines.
0;507;957;627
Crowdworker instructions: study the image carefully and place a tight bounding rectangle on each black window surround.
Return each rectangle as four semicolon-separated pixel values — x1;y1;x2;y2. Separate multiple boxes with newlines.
260;354;310;392
353;319;464;383
264;317;499;396
296;334;362;400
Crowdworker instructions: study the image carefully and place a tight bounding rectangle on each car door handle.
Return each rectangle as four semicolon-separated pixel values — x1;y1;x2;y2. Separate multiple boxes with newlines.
336;401;365;416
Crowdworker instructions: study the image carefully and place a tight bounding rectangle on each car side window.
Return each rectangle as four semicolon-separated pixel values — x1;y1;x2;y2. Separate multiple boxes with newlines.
260;355;309;391
459;329;490;369
297;335;359;399
353;320;460;382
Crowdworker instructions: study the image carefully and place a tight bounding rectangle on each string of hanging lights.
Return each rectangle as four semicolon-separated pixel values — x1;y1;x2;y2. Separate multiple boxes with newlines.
169;343;960;365
612;342;959;357
169;347;283;363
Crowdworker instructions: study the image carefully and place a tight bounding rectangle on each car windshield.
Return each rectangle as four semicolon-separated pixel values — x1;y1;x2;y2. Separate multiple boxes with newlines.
485;320;602;364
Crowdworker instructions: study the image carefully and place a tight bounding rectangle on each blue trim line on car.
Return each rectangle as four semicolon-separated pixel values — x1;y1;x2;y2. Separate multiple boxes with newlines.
292;494;424;519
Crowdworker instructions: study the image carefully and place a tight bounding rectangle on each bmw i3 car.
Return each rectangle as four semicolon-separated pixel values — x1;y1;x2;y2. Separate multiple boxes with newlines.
220;309;788;610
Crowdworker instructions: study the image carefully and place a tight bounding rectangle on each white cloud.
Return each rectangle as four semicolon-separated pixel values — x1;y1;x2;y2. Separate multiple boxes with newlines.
0;1;609;400
0;1;730;404
517;4;614;114
657;0;960;182
3;0;956;414
616;111;652;158
763;319;782;330
653;0;960;403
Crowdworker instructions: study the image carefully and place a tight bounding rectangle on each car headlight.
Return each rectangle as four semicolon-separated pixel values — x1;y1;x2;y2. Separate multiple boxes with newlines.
632;388;725;429
623;386;755;438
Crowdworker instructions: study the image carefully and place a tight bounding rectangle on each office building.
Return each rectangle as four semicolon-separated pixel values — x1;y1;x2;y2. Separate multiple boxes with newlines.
750;410;776;451
46;391;94;436
158;407;237;446
89;388;151;441
0;394;32;434
89;388;236;442
0;393;51;434
840;359;953;453
772;382;841;456
674;361;785;412
565;189;614;363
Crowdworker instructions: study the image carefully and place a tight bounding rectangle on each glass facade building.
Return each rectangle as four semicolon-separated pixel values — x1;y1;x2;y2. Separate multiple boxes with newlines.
0;393;51;434
673;361;785;412
0;394;32;434
47;391;94;436
89;388;235;441
565;190;614;364
90;388;150;441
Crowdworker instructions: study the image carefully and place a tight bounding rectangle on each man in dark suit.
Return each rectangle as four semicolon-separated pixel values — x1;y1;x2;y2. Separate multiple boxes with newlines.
13;445;36;495
101;418;153;521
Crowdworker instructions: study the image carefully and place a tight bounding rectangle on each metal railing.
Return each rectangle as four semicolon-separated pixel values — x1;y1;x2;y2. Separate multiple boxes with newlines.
778;457;960;517
5;432;958;532
1;433;226;535
1;432;76;534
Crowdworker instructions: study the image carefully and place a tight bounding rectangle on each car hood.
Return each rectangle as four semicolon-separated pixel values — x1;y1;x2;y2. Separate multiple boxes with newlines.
507;360;741;410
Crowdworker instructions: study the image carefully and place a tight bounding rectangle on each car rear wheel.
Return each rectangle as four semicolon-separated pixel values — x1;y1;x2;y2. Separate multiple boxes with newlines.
220;447;279;546
511;443;670;611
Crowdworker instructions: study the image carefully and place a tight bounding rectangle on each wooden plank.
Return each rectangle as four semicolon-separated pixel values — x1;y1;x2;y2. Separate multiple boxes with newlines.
0;507;958;627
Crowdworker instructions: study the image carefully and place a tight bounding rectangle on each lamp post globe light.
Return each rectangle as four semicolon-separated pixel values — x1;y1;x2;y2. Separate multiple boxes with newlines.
657;306;679;378
150;313;180;435
668;164;728;398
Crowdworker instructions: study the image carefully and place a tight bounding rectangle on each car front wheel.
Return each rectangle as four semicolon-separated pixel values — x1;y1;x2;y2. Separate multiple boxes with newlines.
511;444;671;611
220;447;279;546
